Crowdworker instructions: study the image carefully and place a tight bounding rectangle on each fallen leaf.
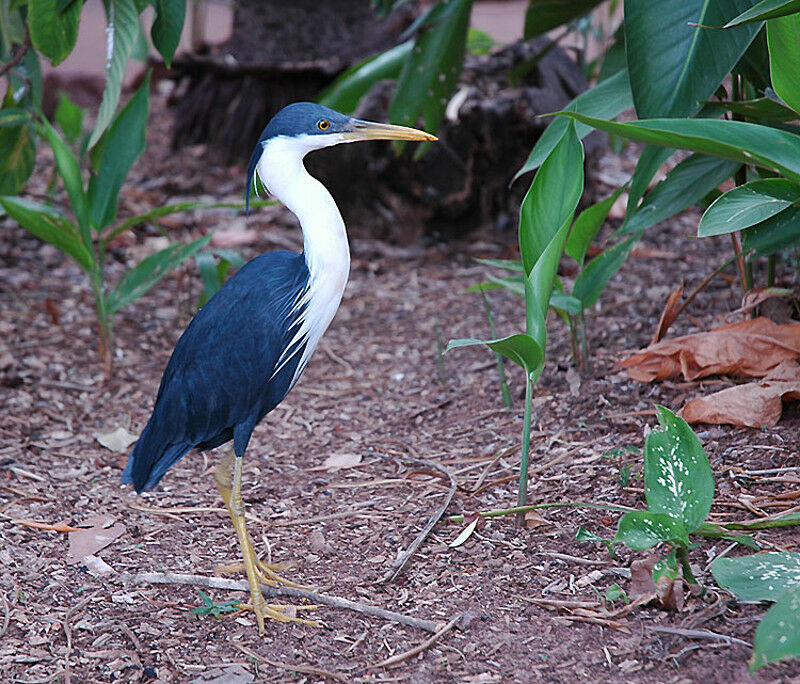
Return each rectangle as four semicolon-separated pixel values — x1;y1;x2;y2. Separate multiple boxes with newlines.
523;510;550;529
621;317;800;382
629;555;658;602
656;573;684;612
651;282;683;345
680;360;800;428
13;519;82;533
95;426;139;452
737;287;793;316
67;514;125;564
449;518;478;548
82;554;115;577
566;366;581;398
312;453;362;472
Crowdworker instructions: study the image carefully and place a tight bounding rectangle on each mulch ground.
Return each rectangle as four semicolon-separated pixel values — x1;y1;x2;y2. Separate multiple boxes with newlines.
2;93;799;684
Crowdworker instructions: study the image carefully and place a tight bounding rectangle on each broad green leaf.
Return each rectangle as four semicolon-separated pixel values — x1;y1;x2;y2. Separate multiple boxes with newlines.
389;0;472;141
89;0;140;149
555;113;800;183
698;179;800;237
621;154;741;235
515;69;632;180
0;196;94;272
752;584;800;671
39;119;90;239
644;406;714;533
519;122;584;275
614;511;691;550
27;0;81;65
88;74;150;230
572;236;636;309
711;552;800;601
107;234;211;314
695;523;761;549
735;26;773;91
624;0;760;118
710;96;800;122
319;41;412;114
742;205;800;255
445;333;544;376
549;290;582;315
54;92;85;144
624;146;674;218
725;0;800;26
566;185;626;264
474;258;524;272
523;0;604;38
151;0;185;67
0;109;32;127
0;115;35;195
767;14;800;113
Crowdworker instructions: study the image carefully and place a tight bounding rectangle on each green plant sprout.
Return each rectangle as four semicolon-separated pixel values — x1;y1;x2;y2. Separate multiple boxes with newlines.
447;120;585;519
0;77;260;377
191;590;241;618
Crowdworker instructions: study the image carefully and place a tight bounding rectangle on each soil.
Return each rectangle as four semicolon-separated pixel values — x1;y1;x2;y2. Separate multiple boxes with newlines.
2;93;800;684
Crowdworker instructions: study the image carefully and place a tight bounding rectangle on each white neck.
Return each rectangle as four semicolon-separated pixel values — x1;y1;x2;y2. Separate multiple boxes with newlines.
255;134;351;384
256;135;351;285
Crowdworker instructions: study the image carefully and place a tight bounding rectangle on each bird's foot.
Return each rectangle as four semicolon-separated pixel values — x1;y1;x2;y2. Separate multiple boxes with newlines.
215;556;308;589
238;594;320;632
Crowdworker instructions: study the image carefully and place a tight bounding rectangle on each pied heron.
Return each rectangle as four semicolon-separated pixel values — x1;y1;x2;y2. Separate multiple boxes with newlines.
122;103;436;632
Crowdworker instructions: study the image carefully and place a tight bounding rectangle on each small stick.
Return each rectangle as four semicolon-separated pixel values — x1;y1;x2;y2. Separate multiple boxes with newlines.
368;614;461;669
0;590;9;639
647;625;751;647
232;642;351;683
373;443;457;584
11;519;84;533
123;572;440;633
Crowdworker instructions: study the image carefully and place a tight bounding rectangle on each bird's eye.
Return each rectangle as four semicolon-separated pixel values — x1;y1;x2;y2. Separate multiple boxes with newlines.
317;119;330;131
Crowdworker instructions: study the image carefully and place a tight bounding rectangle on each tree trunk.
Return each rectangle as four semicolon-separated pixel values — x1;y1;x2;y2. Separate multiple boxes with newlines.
171;0;415;163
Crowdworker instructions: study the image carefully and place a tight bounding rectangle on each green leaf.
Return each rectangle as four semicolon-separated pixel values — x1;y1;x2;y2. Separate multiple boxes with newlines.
89;0;140;149
624;0;761;118
572;236;636;309
318;41;411;114
710;96;800;122
742;204;800;255
523;0;604;38
54;91;85;144
767;14;800;113
644;406;714;533
0;196;94;272
554;112;800;182
39;118;90;239
88;74;150;230
445;334;544;376
566;185;626;264
624;146;674;219
474;258;524;272
621;154;741;235
549;290;582;315
519;122;584;275
515;69;632;180
151;0;185;68
389;0;472;140
698;178;800;237
752;583;800;671
0;114;35;195
615;511;691;551
711;552;800;601
107;234;211;314
725;0;800;26
27;0;81;65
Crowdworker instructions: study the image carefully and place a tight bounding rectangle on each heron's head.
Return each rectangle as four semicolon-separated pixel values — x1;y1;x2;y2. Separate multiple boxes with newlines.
246;102;436;213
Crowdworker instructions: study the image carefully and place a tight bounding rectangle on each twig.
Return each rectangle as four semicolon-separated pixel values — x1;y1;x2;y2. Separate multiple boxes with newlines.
368;614;461;669
647;625;751;648
373;443;457;584
0;590;9;639
0;30;31;79
123;572;441;633
232;642;351;683
63;592;98;684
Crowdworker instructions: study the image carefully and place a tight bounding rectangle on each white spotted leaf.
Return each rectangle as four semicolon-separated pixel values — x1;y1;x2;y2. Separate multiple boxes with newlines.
614;511;690;551
644;406;714;533
711;551;800;602
751;582;800;672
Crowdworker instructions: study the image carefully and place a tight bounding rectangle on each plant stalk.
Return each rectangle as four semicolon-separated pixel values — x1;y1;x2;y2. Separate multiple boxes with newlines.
90;272;113;379
517;371;533;524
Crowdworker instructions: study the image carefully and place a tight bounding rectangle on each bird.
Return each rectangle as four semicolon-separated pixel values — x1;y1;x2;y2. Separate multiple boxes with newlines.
122;102;436;632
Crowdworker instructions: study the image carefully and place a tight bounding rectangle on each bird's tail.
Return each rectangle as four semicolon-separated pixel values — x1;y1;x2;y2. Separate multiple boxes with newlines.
122;417;192;493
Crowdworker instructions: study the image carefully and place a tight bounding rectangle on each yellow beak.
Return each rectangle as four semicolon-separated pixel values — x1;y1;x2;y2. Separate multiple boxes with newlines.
343;119;438;142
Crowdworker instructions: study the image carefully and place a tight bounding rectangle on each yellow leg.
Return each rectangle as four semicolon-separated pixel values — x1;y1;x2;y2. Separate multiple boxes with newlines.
215;451;316;632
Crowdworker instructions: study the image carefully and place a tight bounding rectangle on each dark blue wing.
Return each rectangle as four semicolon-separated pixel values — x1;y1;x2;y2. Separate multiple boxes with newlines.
122;250;310;491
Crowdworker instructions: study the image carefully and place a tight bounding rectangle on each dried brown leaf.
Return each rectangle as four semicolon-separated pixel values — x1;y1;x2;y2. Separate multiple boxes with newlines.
621;317;800;382
679;359;800;428
67;514;126;564
629;555;658;602
95;426;139;452
651;282;683;345
312;453;362;472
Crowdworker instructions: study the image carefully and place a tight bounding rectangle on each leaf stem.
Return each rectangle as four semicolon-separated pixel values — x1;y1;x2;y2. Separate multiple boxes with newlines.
517;371;533;523
480;289;511;407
